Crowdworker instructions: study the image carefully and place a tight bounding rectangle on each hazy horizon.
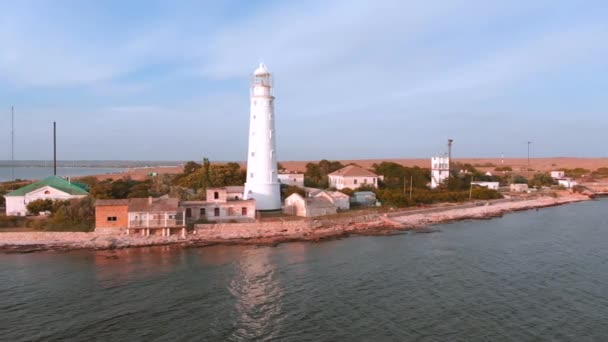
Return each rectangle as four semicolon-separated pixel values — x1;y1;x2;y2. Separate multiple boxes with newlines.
1;1;607;161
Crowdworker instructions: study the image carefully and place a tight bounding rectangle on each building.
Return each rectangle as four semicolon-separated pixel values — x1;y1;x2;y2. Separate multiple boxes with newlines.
244;63;281;211
558;178;578;189
328;165;379;190
315;191;350;210
510;183;529;192
283;193;338;217
551;171;566;179
4;176;89;216
181;187;256;223
278;172;305;187
351;191;378;206
95;197;186;237
431;156;450;189
471;181;500;190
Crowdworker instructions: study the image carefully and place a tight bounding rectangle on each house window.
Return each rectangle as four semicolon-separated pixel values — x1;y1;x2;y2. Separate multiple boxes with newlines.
168;214;176;219
364;179;367;184
214;192;219;199
44;190;50;195
373;178;376;184
242;207;247;216
354;179;358;185
214;208;220;217
107;216;117;222
200;208;206;216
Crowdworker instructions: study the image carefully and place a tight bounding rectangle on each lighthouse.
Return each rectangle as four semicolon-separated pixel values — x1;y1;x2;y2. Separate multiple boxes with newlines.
243;63;281;211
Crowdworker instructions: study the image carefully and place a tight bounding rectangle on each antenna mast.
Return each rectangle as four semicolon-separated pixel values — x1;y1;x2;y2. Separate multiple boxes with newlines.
53;122;57;176
11;106;15;181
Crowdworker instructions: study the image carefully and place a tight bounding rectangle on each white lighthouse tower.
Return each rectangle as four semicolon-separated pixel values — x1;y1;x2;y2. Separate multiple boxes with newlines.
243;63;281;211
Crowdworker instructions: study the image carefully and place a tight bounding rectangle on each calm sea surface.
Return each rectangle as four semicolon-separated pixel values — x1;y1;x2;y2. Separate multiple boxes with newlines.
1;199;607;341
0;167;124;182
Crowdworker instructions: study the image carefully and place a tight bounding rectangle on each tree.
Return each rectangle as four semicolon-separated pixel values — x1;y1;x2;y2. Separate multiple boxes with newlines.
528;173;554;188
281;185;306;200
304;160;345;188
26;199;55;214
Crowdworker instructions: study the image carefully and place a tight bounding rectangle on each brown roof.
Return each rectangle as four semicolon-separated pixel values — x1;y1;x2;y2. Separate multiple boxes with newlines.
95;199;130;206
128;197;181;212
328;165;377;178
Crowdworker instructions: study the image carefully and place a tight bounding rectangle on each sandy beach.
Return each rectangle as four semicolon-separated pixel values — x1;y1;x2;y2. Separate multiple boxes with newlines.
0;192;590;253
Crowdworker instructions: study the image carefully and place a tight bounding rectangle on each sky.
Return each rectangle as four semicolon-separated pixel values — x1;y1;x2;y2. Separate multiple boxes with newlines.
0;0;607;161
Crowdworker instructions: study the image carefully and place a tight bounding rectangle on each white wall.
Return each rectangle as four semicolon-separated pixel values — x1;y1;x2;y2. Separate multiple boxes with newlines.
471;182;500;190
328;175;378;190
431;156;450;189
278;174;304;187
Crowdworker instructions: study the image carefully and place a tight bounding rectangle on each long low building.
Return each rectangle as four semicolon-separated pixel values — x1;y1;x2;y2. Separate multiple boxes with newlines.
181;187;256;223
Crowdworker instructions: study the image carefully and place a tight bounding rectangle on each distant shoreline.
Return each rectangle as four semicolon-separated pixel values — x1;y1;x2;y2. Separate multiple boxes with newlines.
0;193;590;254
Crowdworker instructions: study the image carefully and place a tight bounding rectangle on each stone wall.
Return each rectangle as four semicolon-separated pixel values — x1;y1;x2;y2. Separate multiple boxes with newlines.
194;213;382;240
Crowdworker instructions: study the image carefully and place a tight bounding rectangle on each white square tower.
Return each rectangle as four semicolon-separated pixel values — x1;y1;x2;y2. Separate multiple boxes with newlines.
243;63;281;211
431;156;450;189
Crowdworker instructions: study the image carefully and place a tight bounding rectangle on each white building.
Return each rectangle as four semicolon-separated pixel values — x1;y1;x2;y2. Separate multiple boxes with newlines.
431;156;450;189
471;181;500;190
510;183;529;192
328;165;379;190
243;63;281;211
351;191;378;206
558;178;577;189
4;176;89;216
315;190;350;210
283;193;337;217
551;171;566;179
278;173;304;187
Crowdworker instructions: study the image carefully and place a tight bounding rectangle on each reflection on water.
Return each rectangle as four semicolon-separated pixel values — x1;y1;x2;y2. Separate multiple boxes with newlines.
2;199;608;341
228;247;285;341
93;246;184;288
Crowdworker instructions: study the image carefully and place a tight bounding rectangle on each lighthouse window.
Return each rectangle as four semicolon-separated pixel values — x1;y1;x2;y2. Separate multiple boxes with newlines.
251;152;255;157
250;172;254;178
253;100;257;105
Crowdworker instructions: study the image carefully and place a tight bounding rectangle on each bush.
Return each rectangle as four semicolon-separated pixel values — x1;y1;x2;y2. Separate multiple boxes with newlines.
495;166;513;172
26;199;55;215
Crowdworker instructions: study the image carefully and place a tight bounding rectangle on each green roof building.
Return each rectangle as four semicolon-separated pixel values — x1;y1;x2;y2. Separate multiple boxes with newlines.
4;176;89;216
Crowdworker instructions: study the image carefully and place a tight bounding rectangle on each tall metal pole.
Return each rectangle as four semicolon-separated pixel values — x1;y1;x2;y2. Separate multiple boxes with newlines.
447;139;453;175
11;106;15;181
527;141;532;178
469;176;474;201
53;122;57;176
409;175;413;200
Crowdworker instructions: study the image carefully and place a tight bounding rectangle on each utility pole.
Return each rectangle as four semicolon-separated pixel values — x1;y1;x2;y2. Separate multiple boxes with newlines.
448;138;453;176
469;176;474;201
409;175;413;200
527;141;532;179
11;106;15;181
53;122;57;176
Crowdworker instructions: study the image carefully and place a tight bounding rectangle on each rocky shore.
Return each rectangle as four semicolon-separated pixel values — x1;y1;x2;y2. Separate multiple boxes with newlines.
0;193;590;253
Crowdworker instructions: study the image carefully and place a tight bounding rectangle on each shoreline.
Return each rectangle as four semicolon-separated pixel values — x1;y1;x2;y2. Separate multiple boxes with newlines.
0;193;591;254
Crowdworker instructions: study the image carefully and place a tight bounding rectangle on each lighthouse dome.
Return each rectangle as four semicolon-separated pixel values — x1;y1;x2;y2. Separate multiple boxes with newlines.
254;63;270;76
